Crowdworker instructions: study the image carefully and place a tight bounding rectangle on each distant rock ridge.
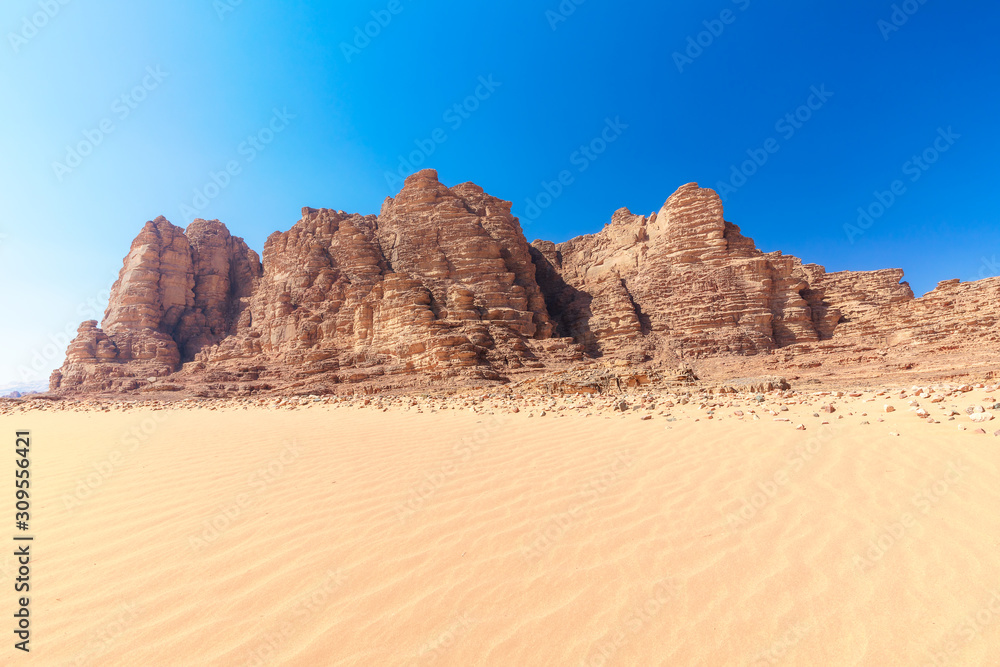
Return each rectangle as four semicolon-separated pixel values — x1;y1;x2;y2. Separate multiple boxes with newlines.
49;169;999;395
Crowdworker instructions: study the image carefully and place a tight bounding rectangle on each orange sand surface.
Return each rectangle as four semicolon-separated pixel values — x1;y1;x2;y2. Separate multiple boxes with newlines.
3;389;1000;665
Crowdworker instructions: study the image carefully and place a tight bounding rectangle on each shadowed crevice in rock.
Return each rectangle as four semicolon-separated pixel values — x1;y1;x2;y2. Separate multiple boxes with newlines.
620;278;652;336
528;242;601;355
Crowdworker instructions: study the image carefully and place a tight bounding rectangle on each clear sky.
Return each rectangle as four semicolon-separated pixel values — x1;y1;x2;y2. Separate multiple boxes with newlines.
1;0;998;388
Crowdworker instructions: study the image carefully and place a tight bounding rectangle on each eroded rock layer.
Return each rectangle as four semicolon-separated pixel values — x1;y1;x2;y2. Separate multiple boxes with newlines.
50;171;997;395
51;217;261;392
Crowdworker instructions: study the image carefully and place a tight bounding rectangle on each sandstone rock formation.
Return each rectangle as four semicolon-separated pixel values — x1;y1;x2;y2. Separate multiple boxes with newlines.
50;170;999;395
51;217;261;392
529;182;912;359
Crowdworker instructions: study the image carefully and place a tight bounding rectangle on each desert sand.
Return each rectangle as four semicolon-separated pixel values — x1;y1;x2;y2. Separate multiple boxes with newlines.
3;384;999;666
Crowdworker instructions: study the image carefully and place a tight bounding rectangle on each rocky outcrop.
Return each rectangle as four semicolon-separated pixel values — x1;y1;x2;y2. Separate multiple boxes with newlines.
50;171;999;395
53;171;560;393
799;265;913;336
50;217;261;392
530;183;912;360
190;172;556;384
844;276;1000;347
49;320;180;392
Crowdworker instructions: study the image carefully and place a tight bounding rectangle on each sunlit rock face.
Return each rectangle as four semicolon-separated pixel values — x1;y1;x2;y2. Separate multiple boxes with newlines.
54;172;996;395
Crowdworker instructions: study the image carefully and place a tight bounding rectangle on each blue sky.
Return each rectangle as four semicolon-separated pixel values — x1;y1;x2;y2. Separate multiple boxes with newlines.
1;0;998;387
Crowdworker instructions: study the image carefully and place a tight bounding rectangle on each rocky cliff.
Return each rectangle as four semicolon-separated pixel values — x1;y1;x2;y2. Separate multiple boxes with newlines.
50;170;998;395
51;217;261;392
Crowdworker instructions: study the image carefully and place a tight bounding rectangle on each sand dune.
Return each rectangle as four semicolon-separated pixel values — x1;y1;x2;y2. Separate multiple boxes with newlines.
3;387;999;665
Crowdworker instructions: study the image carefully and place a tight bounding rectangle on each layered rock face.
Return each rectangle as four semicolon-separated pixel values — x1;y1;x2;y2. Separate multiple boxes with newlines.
192;172;555;382
51;217;261;392
830;276;1000;348
51;171;997;395
54;172;559;393
530;183;912;359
